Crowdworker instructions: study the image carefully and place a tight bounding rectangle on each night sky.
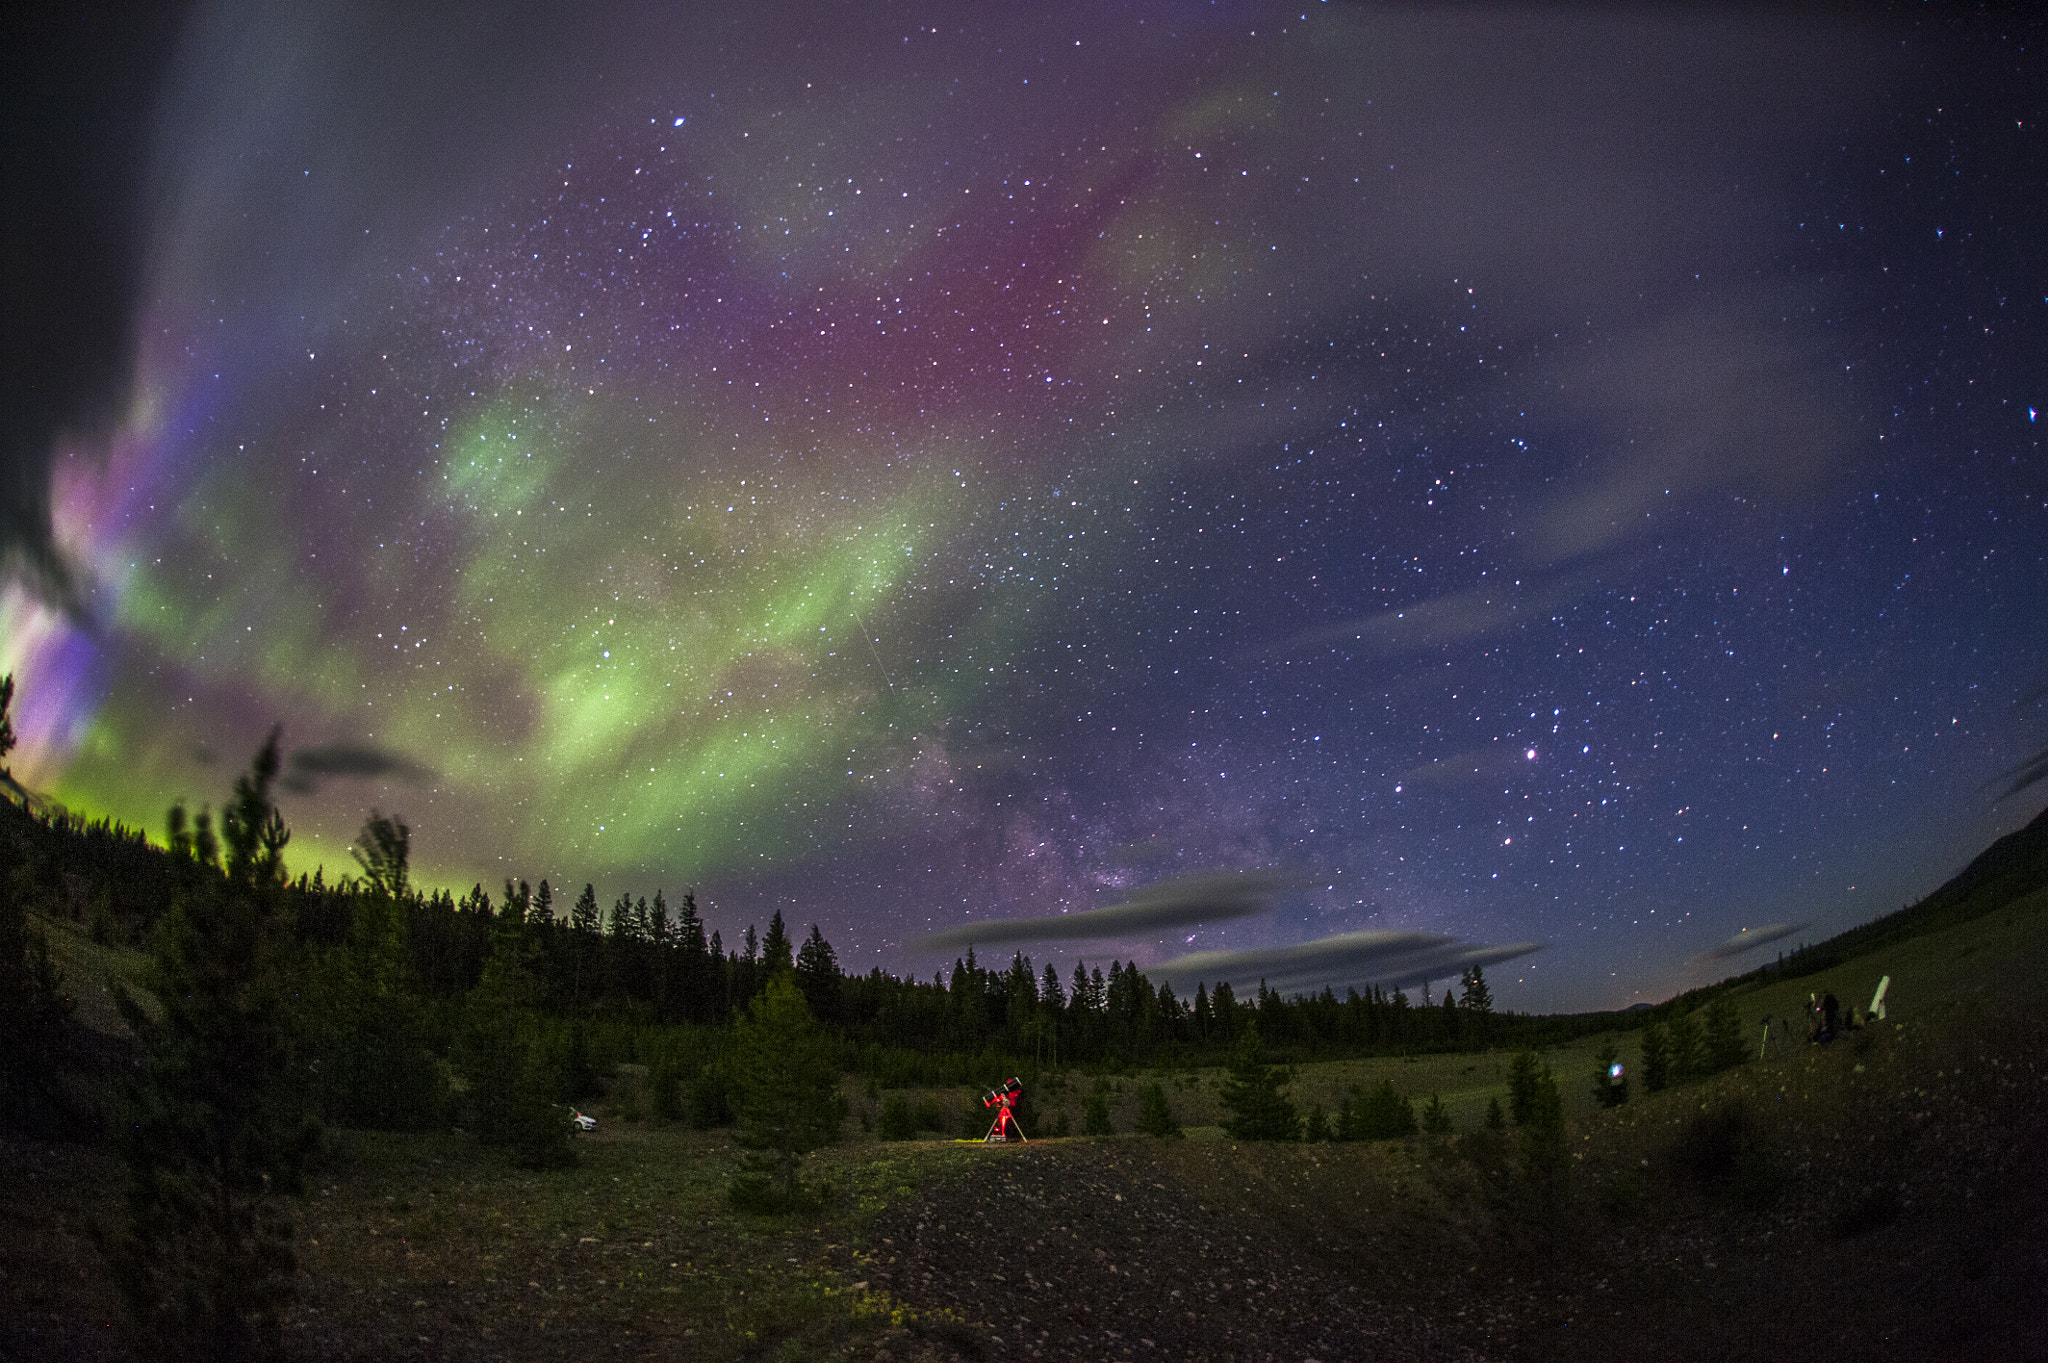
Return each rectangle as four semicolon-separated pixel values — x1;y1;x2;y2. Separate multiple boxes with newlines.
4;2;2043;1012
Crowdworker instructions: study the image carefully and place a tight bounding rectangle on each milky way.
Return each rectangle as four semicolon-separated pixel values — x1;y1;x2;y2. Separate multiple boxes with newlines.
4;2;2043;1009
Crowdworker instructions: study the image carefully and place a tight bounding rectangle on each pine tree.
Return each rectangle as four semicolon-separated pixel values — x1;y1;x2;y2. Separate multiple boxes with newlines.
728;974;843;1211
99;737;319;1361
1485;1095;1507;1130
1421;1093;1455;1134
1216;1020;1298;1141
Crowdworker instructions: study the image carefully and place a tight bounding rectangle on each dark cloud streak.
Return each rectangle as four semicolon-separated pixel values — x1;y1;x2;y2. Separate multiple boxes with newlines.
926;870;1296;950
1150;930;1543;999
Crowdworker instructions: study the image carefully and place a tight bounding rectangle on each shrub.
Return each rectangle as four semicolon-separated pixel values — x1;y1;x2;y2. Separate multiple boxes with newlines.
1341;1078;1418;1141
877;1092;919;1141
1669;1099;1783;1211
1082;1083;1115;1137
1136;1081;1183;1138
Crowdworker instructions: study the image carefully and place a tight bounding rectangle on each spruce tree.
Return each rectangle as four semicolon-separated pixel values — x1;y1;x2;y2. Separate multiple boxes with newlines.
1459;963;1494;1015
794;924;840;1021
760;909;794;975
99;735;319;1361
1216;1020;1298;1141
1;677;73;1124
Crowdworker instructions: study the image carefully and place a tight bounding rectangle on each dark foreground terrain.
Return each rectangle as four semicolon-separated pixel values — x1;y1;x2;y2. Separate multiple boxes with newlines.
5;892;2046;1361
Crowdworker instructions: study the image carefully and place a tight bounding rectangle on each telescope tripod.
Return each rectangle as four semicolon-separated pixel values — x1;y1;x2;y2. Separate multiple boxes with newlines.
982;1099;1028;1143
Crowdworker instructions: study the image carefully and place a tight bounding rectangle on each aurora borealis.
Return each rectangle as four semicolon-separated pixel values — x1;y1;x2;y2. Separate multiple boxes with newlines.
4;3;2043;1010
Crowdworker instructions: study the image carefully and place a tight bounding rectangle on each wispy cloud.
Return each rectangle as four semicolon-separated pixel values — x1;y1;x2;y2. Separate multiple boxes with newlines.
1692;921;1806;963
925;869;1295;950
1258;575;1588;662
283;741;434;795
1149;929;1543;997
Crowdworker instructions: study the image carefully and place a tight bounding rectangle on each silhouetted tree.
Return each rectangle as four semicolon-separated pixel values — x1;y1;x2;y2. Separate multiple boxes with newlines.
99;737;318;1361
760;909;793;976
795;924;841;1022
349;810;409;897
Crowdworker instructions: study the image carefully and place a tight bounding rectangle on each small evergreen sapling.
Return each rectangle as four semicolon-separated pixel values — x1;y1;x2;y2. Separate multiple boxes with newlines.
1506;1050;1543;1126
1136;1080;1183;1138
1216;1020;1299;1141
1640;1022;1672;1093
728;974;843;1210
1082;1080;1115;1137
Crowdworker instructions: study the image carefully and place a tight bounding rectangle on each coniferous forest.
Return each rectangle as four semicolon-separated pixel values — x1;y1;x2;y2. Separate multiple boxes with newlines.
3;721;1631;1150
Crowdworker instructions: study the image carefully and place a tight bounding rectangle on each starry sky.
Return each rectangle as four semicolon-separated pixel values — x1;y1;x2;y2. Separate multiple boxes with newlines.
4;2;2044;1012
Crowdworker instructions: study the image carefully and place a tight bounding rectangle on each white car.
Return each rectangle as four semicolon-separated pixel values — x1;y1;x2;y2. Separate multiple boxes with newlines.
570;1109;597;1131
